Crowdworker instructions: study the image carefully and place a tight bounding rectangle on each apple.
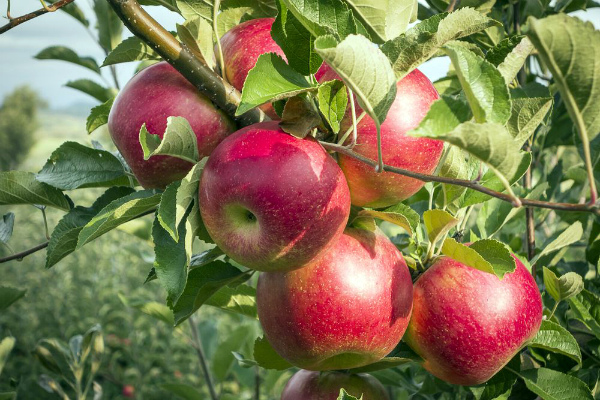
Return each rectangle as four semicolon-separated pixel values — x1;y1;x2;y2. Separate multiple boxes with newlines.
317;64;444;208
219;18;285;118
121;384;135;398
256;228;413;370
108;62;236;189
199;121;350;271
281;370;390;400
404;255;543;386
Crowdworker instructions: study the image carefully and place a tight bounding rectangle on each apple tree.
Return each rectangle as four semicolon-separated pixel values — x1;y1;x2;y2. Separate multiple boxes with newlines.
1;0;600;399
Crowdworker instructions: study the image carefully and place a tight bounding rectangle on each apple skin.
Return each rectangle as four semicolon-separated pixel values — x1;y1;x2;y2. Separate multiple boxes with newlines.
199;121;350;271
404;255;543;386
281;370;390;400
121;384;135;398
317;64;444;208
220;18;285;119
108;62;236;189
256;228;413;370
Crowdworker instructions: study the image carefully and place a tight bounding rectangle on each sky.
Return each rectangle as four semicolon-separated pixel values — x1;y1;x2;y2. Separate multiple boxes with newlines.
0;1;598;109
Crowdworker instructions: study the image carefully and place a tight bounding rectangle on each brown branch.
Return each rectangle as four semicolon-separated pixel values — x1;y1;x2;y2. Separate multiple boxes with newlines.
0;242;49;263
321;142;600;216
106;0;265;127
0;0;74;34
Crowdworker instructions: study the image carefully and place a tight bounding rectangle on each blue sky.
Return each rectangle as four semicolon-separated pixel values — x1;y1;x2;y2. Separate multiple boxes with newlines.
0;1;598;109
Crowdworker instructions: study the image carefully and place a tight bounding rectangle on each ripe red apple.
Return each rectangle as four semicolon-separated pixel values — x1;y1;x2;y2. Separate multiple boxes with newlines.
281;370;390;400
199;121;350;271
404;255;543;386
317;64;443;208
108;62;236;189
121;384;135;398
256;228;413;370
220;18;285;119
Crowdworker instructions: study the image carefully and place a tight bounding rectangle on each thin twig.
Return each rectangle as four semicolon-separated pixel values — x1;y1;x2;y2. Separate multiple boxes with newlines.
0;0;74;34
213;0;227;81
188;317;219;400
0;242;49;263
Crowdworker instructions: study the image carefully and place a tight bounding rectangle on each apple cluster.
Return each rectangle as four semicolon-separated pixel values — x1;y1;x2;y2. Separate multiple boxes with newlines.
107;17;543;399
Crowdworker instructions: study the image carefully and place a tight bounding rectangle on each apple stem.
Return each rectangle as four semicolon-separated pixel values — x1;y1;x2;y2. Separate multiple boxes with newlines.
337;89;360;148
213;0;228;82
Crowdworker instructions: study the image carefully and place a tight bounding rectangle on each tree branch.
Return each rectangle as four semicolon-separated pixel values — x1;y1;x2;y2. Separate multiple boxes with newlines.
0;242;49;263
105;0;265;126
0;0;74;34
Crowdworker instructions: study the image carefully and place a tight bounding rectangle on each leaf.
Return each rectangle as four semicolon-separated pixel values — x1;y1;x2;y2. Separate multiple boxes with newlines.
0;286;26;312
280;0;359;39
0;171;70;211
34;46;100;73
153;216;188;308
338;389;361;400
532;222;583;266
318;80;348;134
528;320;582;364
344;0;417;43
93;0;124;53
472;366;517;400
178;163;206;243
543;268;584;303
347;357;414;373
0;213;15;244
357;203;419;236
172;261;248;325
423;209;459;245
157;181;181;242
47;0;89;26
0;337;15;376
271;0;322;75
86;97;114;134
382;8;500;80
507;97;553;147
567;290;600;340
496;37;535;84
102;36;159;67
441;238;516;279
77;190;161;248
212;326;252;381
236;53;316;116
120;295;175;325
279;96;323;138
36;142;128;190
161;383;204;400
45;187;135;268
65;79;114;103
443;42;511;125
178;17;216;70
314;34;397;131
140;116;200;164
410;95;472;138
439;146;479;206
204;284;257;318
177;0;214;22
525;14;600;141
510;367;593;400
253;336;293;370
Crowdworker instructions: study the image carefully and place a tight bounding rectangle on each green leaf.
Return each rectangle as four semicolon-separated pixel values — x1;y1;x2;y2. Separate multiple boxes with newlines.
507;97;553;147
438;146;479;206
525;14;600;141
102;36;159;67
423;209;459;245
337;389;361;400
93;0;124;53
153;216;188;308
36;142;128;190
157;181;181;242
382;8;500;80
472;366;517;400
314;34;397;128
119;295;175;325
347;357;414;373
318;80;348;134
357;203;420;236
140;116;200;164
528;320;581;364
177;0;214;22
510;367;593;400
271;0;322;75
0;286;26;312
204;284;257;318
543;268;584;303
441;238;516;279
172;261;248;325
161;383;204;400
280;0;359;39
0;171;70;211
178;17;216;70
279;96;323;138
496;37;535;84
65;79;115;103
567;290;600;340
253;336;292;370
532;222;583;266
410;95;472;138
0;337;15;376
344;0;417;43
443;42;511;125
34;46;100;74
86;97;114;134
45;187;135;268
212;326;252;381
236;53;316;116
0;213;15;244
77;190;161;248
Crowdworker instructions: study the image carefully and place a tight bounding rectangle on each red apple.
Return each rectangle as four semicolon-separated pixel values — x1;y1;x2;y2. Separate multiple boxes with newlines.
281;370;390;400
199;121;350;271
404;255;543;386
317;64;444;208
219;18;285;119
122;384;135;398
256;228;413;370
108;62;236;189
